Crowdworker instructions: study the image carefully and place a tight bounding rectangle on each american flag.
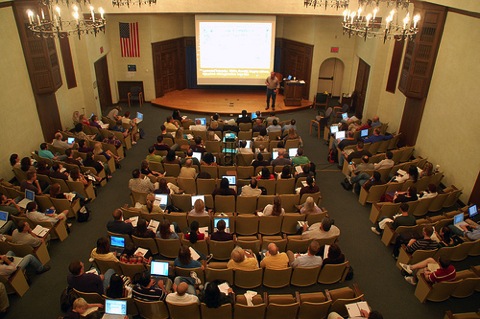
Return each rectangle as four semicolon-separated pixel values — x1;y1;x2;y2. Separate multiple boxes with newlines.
119;22;140;57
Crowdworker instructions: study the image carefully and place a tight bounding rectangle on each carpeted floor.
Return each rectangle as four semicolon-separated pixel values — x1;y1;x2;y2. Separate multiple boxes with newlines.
3;102;478;319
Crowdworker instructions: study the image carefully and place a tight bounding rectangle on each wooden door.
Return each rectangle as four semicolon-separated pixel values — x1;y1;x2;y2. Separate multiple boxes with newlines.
354;58;370;118
94;56;112;112
152;38;187;98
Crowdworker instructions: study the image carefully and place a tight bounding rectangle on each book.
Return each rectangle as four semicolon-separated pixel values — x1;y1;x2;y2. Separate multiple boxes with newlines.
427;263;440;272
189;247;201;260
82;307;99;316
134;247;148;257
295;166;303;174
323;244;330;260
217;282;230;295
397;169;407;176
148;219;160;232
346;301;369;318
64;192;76;201
198;227;209;234
128;216;139;227
301;181;308;187
297;221;308;227
32;225;49;237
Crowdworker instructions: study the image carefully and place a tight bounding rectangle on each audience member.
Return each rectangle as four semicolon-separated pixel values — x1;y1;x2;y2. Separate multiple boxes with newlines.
210;219;233;241
189;200;209;217
320;243;346;267
271;149;292;167
261;196;285;216
133;270;170;301
227;247;258;270
371;203;415;236
299;196;322;215
11;220;42;248
260;243;289;269
90;237;119;262
212;177;237;197
107;209;134;235
374;151;394;170
129;169;156;193
179;159;197;179
287;240;323;268
299;176;319;197
240;178;262;196
400;256;456;286
301;217;340;240
199;281;233;308
133;218;155;238
67;260;113;295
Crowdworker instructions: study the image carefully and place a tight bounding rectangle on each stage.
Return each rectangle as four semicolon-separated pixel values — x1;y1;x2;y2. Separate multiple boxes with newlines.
151;89;313;115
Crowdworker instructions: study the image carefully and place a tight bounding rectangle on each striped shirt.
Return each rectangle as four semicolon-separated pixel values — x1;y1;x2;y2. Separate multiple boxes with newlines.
406;238;438;254
132;283;167;301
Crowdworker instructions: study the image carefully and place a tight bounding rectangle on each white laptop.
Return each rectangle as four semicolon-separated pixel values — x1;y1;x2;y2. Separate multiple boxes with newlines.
154;194;168;210
191;195;205;208
272;151;279;160
135;112;144;124
0;211;9;228
453;213;468;230
103;299;127;319
289;148;298;157
213;217;230;233
330;125;339;134
17;189;35;209
192;152;202;163
341;112;348;120
150;260;170;279
335;131;346;141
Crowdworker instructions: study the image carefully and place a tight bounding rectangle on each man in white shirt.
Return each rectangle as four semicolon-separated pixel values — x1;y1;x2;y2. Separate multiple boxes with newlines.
178;159;197;179
166;282;199;304
266;119;282;133
240;179;262;197
11;221;43;248
25;202;67;226
373;151;394;170
0;252;49;276
301;217;340;240
189;119;207;131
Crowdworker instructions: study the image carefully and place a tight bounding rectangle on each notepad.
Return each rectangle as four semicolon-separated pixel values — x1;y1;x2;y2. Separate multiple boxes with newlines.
134;247;148;258
346;301;369;318
148;219;160;232
128;216;139;227
189;247;201;260
32;225;49;237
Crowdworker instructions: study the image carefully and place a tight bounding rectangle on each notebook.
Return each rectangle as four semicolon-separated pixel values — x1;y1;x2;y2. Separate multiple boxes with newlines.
195;118;207;126
192;152;202;163
361;129;369;138
213;217;230;232
110;236;125;255
288;148;298;157
17;189;35;209
154;194;168;210
67;137;75;145
335;131;346;141
0;211;9;228
330;125;339;134
468;204;479;222
453;213;468;230
150;260;170;278
135;112;144;124
103;299;127;319
191;195;205;208
341;112;348;120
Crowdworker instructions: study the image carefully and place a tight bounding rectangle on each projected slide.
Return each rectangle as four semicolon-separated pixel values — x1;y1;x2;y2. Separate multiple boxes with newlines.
196;15;276;85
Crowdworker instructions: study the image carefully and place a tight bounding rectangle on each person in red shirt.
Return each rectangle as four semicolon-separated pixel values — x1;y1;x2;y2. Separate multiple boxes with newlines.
400;256;456;285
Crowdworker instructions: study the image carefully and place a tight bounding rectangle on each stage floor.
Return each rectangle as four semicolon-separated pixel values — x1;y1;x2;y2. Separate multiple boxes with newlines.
151;89;313;115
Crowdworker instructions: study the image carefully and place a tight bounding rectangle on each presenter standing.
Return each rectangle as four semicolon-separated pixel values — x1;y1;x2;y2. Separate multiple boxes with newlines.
265;72;280;111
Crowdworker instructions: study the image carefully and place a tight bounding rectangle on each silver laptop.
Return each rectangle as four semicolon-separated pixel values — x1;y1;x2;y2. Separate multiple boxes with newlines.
468;204;479;222
222;175;237;191
17;189;35;209
191;195;205;208
135;112;143;124
103;299;127;319
330;125;339;134
154;194;168;210
288;148;298;157
0;211;9;228
453;213;468;230
335;130;346;141
150;260;170;279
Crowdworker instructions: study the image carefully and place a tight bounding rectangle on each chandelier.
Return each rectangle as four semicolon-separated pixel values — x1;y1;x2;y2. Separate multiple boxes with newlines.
111;0;157;8
342;8;420;42
26;3;105;39
304;0;350;10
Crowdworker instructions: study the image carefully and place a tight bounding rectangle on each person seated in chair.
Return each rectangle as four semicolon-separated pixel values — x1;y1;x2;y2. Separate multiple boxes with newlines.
301;217;340;241
240;178;262;197
236;110;251;124
210;219;233;241
133;270;171;301
11;221;43;248
260;243;289;269
67;260;113;295
107;208;133;235
287;240;323;268
26;202;67;225
0;251;50;277
227;247;258;270
400;256;456;286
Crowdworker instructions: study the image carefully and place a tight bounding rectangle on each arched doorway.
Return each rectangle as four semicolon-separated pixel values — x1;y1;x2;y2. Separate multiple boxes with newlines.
317;58;344;97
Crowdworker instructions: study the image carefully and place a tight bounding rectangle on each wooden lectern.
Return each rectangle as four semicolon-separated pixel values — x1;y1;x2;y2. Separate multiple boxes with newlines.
284;80;305;106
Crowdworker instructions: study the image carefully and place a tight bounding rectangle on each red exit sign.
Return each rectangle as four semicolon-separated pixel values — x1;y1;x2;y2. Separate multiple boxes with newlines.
331;47;339;53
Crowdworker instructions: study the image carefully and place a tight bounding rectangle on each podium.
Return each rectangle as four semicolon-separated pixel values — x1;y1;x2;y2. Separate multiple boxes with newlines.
284;80;305;106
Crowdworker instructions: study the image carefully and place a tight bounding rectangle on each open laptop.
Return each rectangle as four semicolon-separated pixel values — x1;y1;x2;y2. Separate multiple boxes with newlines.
135;112;144;124
222;175;237;191
195;117;207;126
192;151;202;163
287;75;293;80
213;217;230;232
154;194;168;210
335;131;346;141
453;213;469;230
289;148;298;157
361;129;369;138
341;112;348;120
109;236;125;255
103;299;127;319
191;195;205;208
150;260;170;279
272;150;279;160
67;137;75;145
17;189;35;209
251;112;258;120
0;211;9;229
468;204;479;222
330;125;339;134
244;140;252;149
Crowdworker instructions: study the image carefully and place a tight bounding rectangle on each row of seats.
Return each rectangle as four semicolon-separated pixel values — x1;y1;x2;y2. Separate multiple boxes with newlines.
73;284;365;319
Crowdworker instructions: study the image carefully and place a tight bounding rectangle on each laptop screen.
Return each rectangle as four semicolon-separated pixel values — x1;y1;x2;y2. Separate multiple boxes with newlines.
287;75;293;80
251;112;258;120
468;205;478;218
191;195;205;207
361;129;369;138
213;217;230;230
0;211;8;222
136;112;143;121
25;189;35;201
154;194;168;208
222;175;236;185
110;236;125;248
195;118;207;126
150;261;169;277
272;151;279;160
330;125;339;134
342;112;348;120
336;131;346;140
45;208;56;215
105;299;127;315
289;148;298;157
192;152;202;163
453;213;464;224
245;140;252;148
67;137;75;145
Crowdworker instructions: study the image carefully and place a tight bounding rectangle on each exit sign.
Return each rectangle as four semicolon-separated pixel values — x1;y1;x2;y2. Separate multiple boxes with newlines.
331;47;339;53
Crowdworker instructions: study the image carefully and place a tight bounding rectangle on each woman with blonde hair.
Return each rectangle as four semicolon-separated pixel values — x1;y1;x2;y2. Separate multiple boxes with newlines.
189;199;209;216
300;196;322;215
93;142;120;164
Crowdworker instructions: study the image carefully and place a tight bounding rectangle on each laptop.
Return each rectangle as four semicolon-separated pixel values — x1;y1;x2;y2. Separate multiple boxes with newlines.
468;204;479;222
195;118;207;126
287;75;293;80
154;194;168;210
335;131;346;141
135;112;144;124
341;112;348;120
272;151;279;160
17;189;35;209
453;213;469;230
104;299;127;319
289;148;298;157
150;260;170;279
361;129;369;138
251;112;258;120
222;175;237;191
192;151;202;163
0;211;9;228
330;125;339;134
191;195;205;207
213;217;230;232
110;236;125;255
67;137;75;145
245;140;252;149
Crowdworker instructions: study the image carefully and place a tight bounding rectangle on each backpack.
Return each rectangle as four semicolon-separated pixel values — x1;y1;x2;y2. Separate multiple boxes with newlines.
77;206;90;222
